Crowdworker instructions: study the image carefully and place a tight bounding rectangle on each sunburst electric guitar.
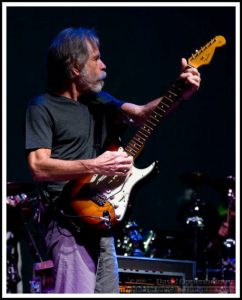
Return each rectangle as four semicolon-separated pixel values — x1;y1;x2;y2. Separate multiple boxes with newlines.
60;36;226;231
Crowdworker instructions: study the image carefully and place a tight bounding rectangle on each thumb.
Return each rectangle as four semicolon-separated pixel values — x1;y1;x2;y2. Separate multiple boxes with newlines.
180;57;188;72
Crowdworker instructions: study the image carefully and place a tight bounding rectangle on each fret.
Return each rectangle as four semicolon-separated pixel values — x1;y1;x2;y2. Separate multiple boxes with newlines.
150;114;160;123
139;128;150;138
137;130;149;139
133;136;144;147
167;90;177;97
152;110;162;118
162;96;174;106
125;146;137;156
171;83;183;95
134;133;146;142
143;123;153;132
143;123;153;131
163;95;174;103
129;141;141;150
158;101;169;108
146;119;157;127
164;93;175;102
125;150;134;158
141;125;152;134
151;111;161;118
156;106;166;114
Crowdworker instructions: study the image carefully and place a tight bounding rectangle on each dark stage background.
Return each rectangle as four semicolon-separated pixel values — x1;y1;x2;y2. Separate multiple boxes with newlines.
6;4;236;279
5;4;237;293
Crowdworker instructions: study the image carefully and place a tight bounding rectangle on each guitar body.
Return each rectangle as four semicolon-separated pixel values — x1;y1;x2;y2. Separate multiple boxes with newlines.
62;146;157;231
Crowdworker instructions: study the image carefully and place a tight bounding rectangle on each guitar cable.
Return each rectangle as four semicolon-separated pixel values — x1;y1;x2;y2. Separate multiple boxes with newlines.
59;209;111;222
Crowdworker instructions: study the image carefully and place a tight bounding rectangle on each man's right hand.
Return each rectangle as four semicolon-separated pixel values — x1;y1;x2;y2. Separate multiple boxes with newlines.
93;150;133;176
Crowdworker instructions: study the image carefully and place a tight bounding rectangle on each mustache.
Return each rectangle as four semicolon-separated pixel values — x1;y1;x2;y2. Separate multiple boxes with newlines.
99;72;107;81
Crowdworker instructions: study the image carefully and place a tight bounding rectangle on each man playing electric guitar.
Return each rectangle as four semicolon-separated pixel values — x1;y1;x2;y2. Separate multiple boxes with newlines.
25;27;201;293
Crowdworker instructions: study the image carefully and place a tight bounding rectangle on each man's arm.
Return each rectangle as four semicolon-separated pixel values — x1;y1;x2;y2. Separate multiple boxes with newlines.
120;98;162;126
121;58;201;125
28;148;133;181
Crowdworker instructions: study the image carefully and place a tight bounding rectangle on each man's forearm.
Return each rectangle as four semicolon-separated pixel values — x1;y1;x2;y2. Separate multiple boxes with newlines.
121;97;162;126
29;156;96;181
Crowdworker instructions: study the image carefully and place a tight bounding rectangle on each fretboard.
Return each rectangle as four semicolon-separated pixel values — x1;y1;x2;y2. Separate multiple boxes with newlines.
125;79;185;159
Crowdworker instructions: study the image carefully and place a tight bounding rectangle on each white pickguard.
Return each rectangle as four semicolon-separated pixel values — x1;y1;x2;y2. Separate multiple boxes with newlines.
110;162;156;221
89;161;156;222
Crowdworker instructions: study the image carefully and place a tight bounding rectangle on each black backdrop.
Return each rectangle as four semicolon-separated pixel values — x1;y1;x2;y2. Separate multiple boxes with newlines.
6;5;236;233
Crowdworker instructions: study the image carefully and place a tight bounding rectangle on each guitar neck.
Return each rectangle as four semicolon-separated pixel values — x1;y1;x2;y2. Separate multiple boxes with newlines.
124;35;226;160
125;79;185;159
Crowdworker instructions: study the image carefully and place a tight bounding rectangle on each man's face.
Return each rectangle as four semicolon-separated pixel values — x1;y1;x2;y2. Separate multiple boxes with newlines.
77;40;107;93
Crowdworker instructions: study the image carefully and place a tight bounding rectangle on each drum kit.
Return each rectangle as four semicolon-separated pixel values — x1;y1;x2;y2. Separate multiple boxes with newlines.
6;181;44;293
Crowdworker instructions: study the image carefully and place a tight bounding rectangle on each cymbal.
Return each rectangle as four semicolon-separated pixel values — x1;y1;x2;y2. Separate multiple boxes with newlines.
179;171;210;188
7;181;35;196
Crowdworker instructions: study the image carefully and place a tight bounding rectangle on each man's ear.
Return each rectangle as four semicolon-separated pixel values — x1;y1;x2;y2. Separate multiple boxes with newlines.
70;63;81;78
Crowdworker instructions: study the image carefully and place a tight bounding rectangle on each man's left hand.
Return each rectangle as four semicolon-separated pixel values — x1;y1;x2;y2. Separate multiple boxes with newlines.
179;58;201;100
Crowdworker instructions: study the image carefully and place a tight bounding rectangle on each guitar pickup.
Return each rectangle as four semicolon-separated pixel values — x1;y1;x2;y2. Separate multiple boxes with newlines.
91;193;107;206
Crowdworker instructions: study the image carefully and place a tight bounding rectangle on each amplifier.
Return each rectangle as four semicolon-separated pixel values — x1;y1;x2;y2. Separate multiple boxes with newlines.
117;255;196;293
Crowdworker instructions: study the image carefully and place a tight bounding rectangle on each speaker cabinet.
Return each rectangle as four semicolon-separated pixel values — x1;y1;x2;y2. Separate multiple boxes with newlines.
117;255;196;293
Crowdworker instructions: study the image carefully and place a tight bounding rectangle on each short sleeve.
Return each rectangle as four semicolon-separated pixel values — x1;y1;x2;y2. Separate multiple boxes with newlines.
25;100;53;150
96;91;124;108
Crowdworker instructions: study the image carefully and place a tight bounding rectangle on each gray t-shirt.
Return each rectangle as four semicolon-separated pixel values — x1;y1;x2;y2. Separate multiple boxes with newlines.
25;91;125;193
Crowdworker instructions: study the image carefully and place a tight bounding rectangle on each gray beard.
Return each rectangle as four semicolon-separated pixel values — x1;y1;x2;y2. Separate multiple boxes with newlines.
78;68;105;93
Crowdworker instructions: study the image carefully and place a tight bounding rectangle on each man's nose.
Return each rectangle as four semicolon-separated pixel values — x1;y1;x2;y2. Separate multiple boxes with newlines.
100;59;106;70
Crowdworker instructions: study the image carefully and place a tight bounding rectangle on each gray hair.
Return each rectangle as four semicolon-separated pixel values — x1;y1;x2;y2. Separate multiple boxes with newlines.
47;27;99;90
